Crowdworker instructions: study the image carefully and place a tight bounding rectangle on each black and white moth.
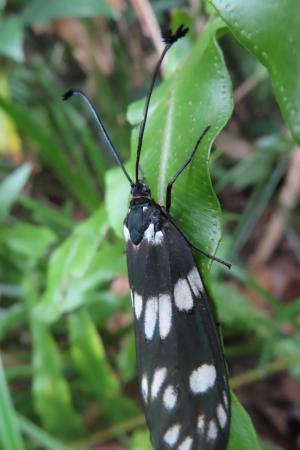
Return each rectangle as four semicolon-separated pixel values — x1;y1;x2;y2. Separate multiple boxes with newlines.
63;24;231;450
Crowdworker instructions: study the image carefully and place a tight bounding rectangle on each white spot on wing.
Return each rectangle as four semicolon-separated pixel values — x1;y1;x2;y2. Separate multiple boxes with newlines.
144;297;158;339
151;367;167;399
154;230;163;245
207;420;217;441
159;294;172;339
134;292;143;319
144;223;163;246
187;267;204;295
123;225;130;242
144;223;155;242
163;423;181;446
189;364;216;394
174;278;193;311
223;391;229;410
217;404;227;428
163;385;177;409
141;374;148;403
130;290;134;308
197;415;205;432
178;436;193;450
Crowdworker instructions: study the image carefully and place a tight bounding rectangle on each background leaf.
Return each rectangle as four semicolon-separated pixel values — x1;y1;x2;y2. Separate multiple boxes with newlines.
0;356;25;450
68;309;138;422
211;0;300;143
228;392;261;450
0;163;31;219
21;0;114;25
0;15;24;61
36;208;108;322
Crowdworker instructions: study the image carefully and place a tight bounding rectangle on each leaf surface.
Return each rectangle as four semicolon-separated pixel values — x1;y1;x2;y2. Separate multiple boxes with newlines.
212;0;300;143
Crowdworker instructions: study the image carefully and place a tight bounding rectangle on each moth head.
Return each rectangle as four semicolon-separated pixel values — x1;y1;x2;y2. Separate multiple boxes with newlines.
131;181;151;199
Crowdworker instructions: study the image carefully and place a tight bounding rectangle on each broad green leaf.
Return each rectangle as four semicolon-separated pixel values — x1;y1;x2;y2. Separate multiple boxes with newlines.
105;165;131;239
228;392;261;450
36;208;109;322
2;222;57;260
211;0;300;143
127;18;233;275
0;15;24;61
24;273;83;436
22;0;114;26
68;309;138;422
31;323;83;436
0;163;31;220
128;428;152;450
0;356;26;450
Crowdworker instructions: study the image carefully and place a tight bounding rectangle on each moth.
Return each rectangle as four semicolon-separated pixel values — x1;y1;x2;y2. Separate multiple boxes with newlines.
63;25;231;450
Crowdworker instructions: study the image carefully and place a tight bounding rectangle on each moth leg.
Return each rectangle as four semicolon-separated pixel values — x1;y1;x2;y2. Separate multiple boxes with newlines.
160;209;232;269
185;237;232;269
165;125;211;213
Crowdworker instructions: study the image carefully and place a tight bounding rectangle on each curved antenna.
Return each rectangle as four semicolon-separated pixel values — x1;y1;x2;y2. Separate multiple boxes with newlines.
135;24;189;184
63;89;134;186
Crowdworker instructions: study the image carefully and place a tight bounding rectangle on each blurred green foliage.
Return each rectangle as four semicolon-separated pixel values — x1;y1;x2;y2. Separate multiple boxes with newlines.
0;1;300;450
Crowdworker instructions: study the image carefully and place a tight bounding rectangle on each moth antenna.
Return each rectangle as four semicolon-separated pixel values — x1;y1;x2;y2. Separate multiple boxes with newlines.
135;24;189;184
63;89;134;186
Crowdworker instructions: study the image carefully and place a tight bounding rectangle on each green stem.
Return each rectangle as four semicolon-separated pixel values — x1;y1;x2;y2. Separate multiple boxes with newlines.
230;353;300;389
70;415;145;448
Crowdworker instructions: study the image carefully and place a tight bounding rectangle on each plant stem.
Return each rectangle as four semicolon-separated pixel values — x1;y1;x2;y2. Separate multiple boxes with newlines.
230;353;300;389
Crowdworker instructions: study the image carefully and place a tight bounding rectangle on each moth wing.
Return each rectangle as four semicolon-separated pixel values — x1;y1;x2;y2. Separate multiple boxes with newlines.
126;220;230;450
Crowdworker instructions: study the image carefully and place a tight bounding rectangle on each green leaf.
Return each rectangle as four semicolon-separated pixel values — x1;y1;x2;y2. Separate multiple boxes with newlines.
0;15;24;62
0;304;25;340
0;163;32;220
22;0;114;26
211;0;300;143
19;196;73;231
117;329;136;382
127;18;233;275
276;334;300;378
212;281;269;337
2;222;57;260
35;208;110;322
260;299;300;367
23;274;83;437
0;96;98;211
128;428;152;450
31;324;83;436
68;309;138;422
105;166;131;238
0;356;26;450
228;392;261;450
18;414;86;450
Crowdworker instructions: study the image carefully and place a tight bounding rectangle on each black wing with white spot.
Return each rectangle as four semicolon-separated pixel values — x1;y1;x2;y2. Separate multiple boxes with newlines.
125;207;230;450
